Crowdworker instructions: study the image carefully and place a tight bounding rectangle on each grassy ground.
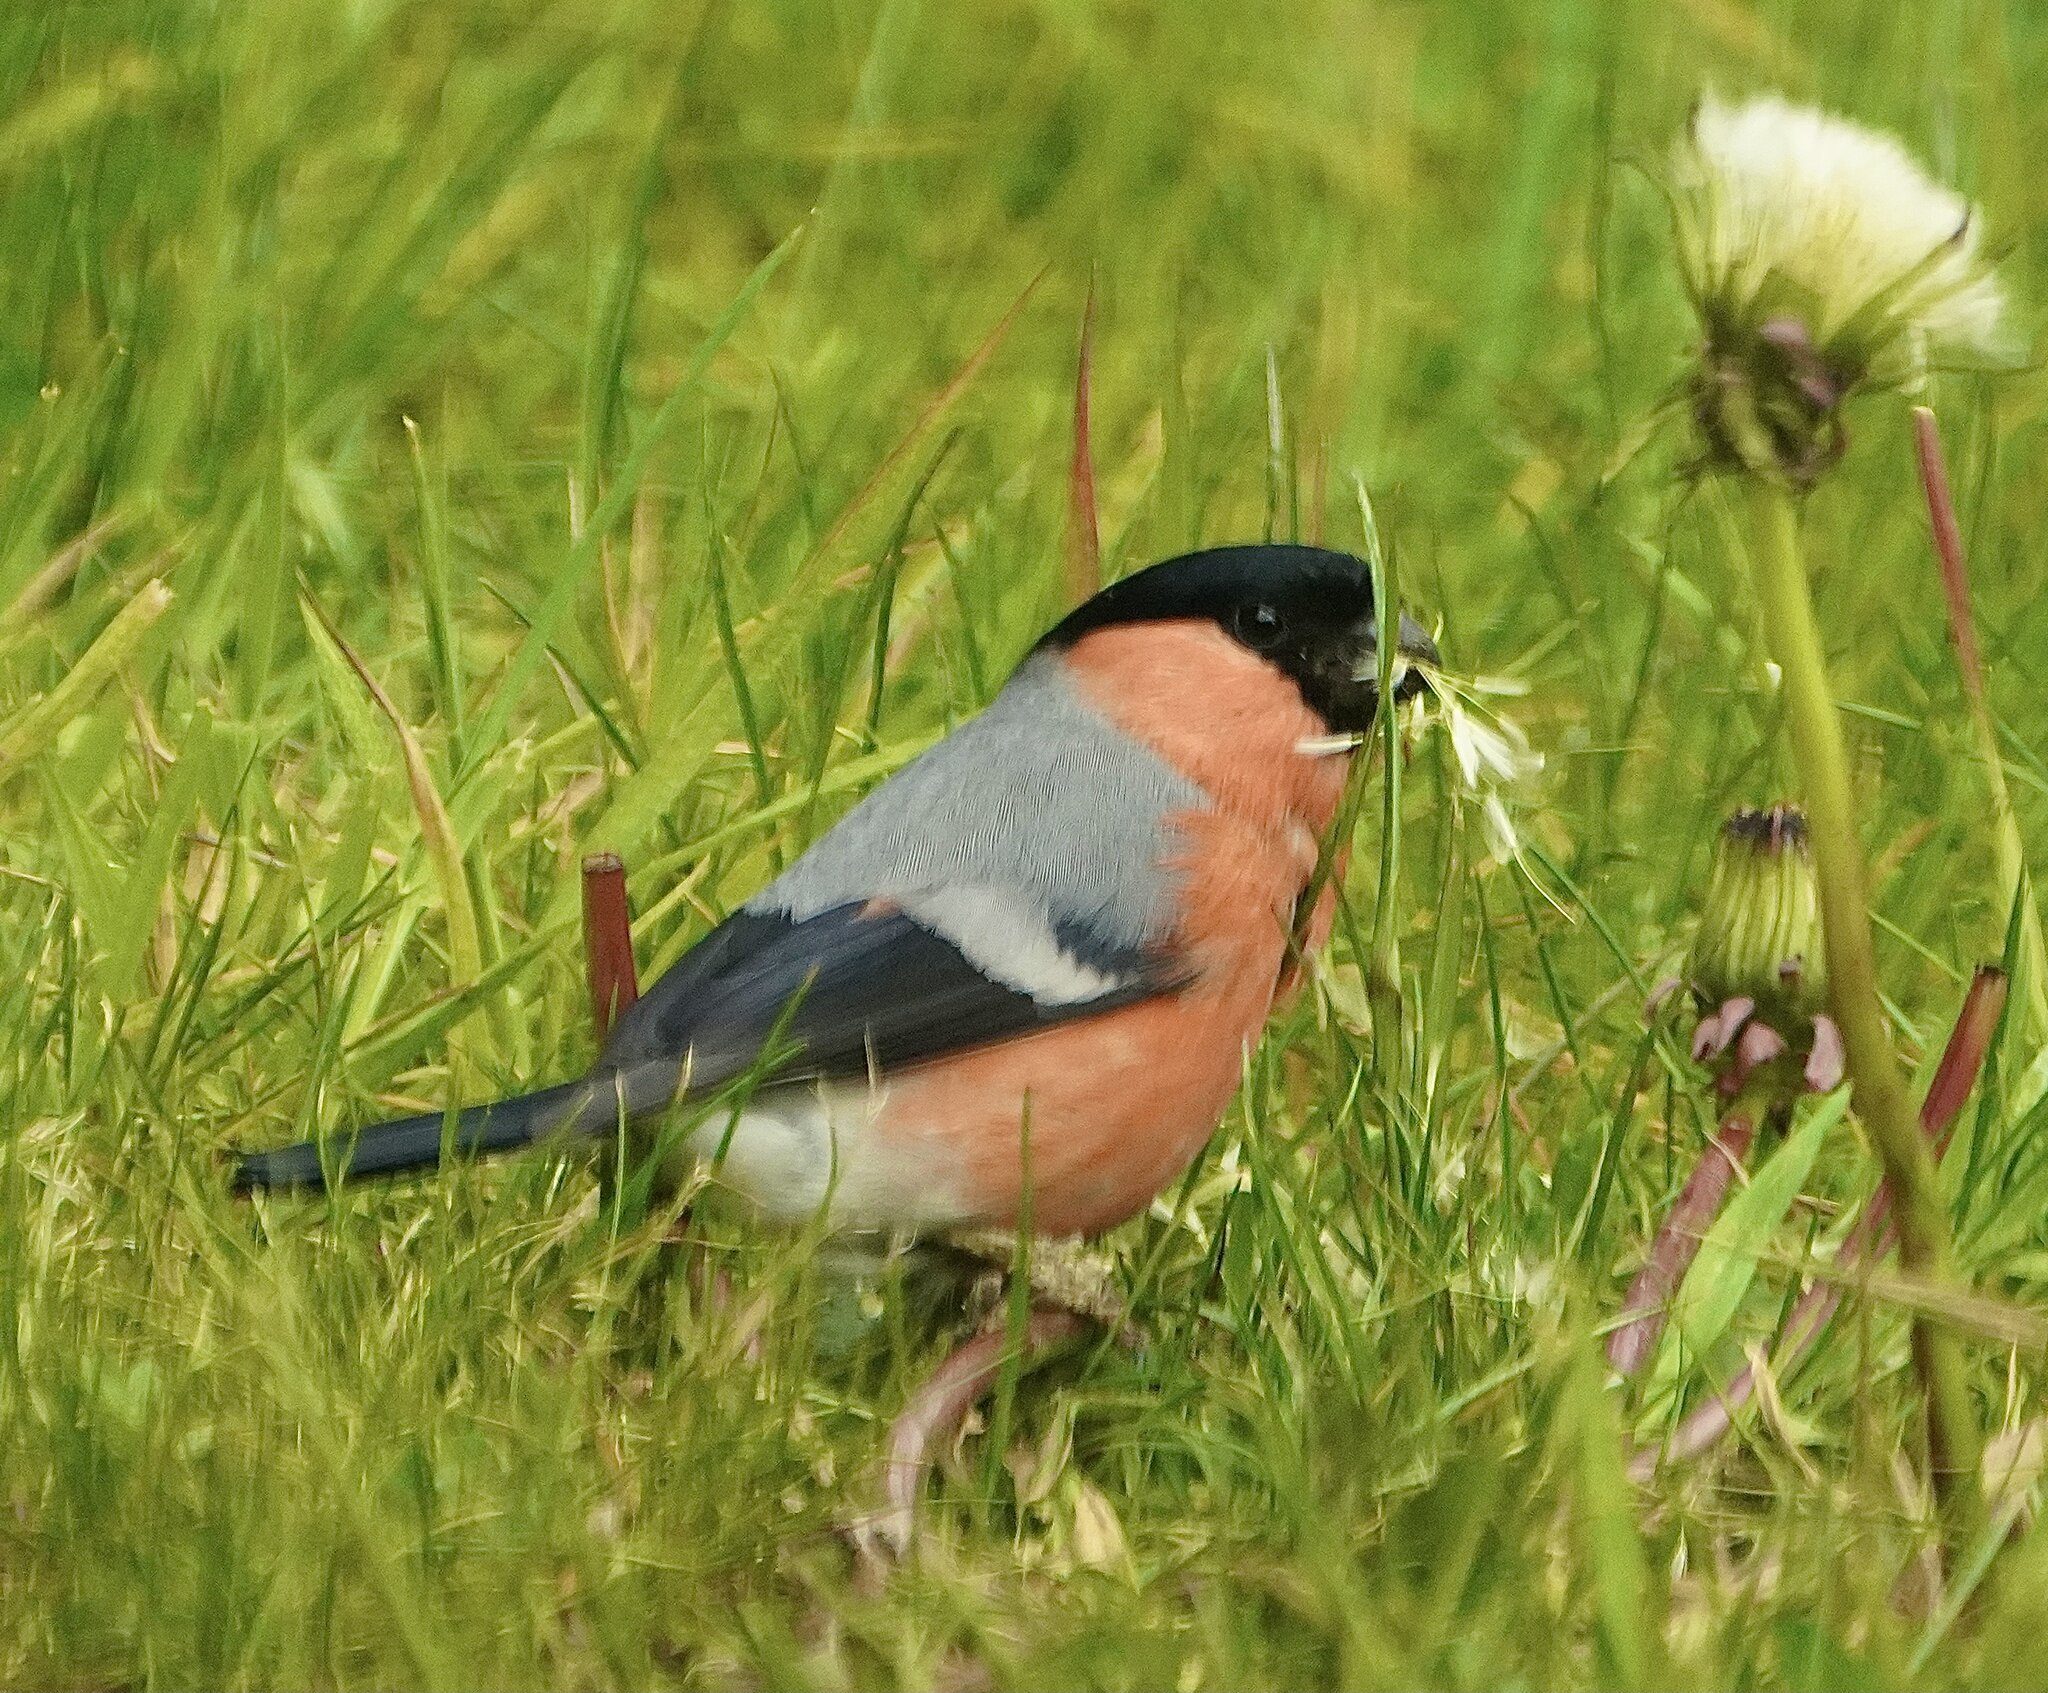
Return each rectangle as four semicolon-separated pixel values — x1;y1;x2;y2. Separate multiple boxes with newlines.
7;0;2048;1686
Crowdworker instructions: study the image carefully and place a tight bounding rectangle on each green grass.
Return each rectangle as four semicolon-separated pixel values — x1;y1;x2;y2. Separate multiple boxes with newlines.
7;0;2048;1686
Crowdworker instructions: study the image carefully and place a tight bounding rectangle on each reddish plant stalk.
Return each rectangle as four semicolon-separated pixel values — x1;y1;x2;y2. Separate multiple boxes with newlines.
1063;282;1100;607
1913;407;2048;1041
581;852;638;1040
1912;408;1988;702
1608;1109;1763;1375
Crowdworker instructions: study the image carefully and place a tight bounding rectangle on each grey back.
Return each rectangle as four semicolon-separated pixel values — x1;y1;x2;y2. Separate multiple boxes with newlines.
748;652;1206;962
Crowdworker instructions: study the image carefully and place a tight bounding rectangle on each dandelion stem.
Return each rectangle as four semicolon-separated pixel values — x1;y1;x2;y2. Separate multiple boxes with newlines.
1741;478;1986;1541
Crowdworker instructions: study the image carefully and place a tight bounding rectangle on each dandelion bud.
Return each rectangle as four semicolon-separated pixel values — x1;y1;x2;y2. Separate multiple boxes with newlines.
1692;805;1826;1018
1684;807;1841;1095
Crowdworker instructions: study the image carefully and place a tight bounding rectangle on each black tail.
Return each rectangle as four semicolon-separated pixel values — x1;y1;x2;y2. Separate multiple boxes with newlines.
231;1066;679;1193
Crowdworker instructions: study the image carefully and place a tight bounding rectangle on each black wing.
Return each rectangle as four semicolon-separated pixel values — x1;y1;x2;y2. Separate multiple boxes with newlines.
596;900;1179;1092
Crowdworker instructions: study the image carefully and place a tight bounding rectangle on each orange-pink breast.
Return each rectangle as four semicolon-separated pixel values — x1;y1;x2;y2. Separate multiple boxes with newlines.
868;621;1353;1237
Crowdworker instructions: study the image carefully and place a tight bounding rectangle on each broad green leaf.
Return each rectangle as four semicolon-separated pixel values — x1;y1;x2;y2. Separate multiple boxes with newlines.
1662;1087;1847;1376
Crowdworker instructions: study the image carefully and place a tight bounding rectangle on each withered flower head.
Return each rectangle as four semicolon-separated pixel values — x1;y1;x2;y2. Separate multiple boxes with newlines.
1672;93;2012;486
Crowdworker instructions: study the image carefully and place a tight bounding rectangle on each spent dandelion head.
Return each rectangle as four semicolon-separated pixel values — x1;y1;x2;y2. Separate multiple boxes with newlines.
1671;92;2013;486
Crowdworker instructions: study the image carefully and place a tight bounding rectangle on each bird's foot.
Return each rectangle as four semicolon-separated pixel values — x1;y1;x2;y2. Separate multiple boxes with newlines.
942;1228;1134;1338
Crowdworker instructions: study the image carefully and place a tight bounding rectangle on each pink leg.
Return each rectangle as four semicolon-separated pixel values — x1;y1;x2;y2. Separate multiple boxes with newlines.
857;1308;1089;1560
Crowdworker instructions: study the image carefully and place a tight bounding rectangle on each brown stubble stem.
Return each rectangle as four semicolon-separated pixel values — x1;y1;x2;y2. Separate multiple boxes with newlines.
1741;478;1987;1543
1911;405;2048;1041
581;852;638;1042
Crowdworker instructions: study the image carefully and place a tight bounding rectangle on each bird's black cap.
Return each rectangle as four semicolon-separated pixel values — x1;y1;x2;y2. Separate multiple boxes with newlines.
1041;543;1437;734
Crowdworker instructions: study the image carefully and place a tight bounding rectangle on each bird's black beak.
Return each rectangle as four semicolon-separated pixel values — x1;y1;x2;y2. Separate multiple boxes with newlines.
1393;612;1439;700
1357;612;1440;703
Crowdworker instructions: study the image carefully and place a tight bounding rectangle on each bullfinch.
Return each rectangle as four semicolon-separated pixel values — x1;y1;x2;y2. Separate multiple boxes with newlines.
233;543;1437;1239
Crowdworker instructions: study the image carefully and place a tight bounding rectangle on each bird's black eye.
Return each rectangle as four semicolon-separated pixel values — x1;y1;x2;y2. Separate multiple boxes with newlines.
1234;602;1286;648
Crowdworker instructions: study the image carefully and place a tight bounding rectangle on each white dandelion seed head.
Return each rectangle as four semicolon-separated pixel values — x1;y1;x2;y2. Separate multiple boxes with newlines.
1676;93;2009;384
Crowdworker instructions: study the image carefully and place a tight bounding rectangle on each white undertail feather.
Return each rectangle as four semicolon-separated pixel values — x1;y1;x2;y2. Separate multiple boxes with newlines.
693;1081;972;1232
